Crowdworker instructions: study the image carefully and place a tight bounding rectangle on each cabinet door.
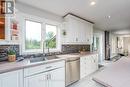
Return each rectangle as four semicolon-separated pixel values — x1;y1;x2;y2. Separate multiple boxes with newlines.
93;54;99;71
0;70;23;87
89;54;99;73
24;72;47;87
87;23;93;44
83;23;90;44
85;56;93;75
49;67;65;87
64;21;75;43
64;17;83;44
0;18;5;40
80;57;86;79
68;18;79;43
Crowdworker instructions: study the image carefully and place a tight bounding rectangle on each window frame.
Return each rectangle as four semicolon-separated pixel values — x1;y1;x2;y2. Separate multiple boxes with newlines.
44;19;61;53
24;19;42;52
21;14;61;54
45;23;58;49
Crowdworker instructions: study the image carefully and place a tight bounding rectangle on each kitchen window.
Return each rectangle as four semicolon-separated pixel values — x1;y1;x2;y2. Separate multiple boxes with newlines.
25;20;42;50
45;24;57;49
22;16;61;54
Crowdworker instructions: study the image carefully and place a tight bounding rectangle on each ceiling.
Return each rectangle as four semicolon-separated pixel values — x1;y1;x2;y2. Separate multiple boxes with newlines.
111;29;130;35
17;0;130;30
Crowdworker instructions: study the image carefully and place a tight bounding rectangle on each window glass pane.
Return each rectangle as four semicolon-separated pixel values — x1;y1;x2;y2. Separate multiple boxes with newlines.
45;24;57;49
25;20;41;50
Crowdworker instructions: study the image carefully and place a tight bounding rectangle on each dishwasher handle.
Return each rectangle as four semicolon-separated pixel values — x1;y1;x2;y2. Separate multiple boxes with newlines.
67;58;80;62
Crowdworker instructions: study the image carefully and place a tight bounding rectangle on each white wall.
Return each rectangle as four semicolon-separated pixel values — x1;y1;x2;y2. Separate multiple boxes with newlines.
16;2;63;22
0;2;63;45
112;29;130;35
93;28;105;63
109;32;118;58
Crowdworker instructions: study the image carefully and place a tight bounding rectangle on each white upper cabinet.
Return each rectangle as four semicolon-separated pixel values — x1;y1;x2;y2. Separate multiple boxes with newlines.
62;14;93;44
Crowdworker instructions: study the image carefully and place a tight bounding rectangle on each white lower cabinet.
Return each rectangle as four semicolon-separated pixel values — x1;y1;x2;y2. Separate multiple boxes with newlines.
0;61;65;87
80;54;98;79
24;72;47;87
0;70;23;87
49;67;65;87
24;61;65;87
24;67;65;87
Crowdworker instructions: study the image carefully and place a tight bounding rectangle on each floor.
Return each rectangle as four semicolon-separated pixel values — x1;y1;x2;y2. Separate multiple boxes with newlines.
68;56;123;87
67;69;105;87
68;60;115;87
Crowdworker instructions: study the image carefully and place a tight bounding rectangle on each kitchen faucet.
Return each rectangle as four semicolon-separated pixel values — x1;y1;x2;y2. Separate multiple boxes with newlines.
42;41;45;56
43;35;56;56
42;41;50;56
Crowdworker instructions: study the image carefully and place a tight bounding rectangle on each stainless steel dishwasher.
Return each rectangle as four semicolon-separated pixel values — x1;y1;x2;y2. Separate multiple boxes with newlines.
66;57;80;86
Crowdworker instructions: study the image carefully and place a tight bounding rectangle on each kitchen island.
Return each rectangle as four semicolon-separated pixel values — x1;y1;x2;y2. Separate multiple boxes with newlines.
93;57;130;87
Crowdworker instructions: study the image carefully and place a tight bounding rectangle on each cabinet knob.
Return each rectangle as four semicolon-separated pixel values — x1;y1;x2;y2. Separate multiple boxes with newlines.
46;74;50;80
76;38;78;42
94;60;96;63
49;74;51;80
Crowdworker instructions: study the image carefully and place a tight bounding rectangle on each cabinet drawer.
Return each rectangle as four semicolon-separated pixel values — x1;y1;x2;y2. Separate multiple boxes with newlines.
24;60;65;77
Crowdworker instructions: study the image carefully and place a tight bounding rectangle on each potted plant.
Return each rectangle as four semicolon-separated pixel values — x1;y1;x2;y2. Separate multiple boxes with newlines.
7;50;16;62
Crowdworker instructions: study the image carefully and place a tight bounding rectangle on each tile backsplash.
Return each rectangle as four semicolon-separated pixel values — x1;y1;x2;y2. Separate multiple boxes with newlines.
62;44;90;53
0;45;19;61
0;44;90;61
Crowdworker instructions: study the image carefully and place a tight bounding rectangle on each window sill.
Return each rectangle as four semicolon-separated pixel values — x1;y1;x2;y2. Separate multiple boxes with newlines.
44;49;61;53
22;49;61;55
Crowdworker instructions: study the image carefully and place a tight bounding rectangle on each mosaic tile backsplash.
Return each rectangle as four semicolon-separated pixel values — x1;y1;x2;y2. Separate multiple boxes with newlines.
0;45;19;61
62;44;90;53
0;44;90;61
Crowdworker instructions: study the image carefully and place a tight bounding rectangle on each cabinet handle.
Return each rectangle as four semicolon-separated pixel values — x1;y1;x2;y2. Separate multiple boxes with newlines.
46;74;49;80
46;66;52;69
76;38;78;42
49;74;51;80
94;60;96;63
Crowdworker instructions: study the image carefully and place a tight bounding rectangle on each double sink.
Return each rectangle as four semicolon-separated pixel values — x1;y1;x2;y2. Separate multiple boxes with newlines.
29;54;80;63
29;55;59;63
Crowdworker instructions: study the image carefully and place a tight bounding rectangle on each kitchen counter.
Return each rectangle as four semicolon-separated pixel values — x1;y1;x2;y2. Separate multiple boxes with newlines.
0;52;98;74
0;58;64;74
57;52;98;58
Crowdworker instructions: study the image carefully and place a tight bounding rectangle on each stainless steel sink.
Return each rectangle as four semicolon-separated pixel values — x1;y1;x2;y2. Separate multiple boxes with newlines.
29;55;59;63
47;55;58;60
29;57;46;63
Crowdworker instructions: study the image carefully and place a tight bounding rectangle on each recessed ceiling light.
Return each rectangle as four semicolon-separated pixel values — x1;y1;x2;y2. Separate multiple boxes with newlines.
90;1;96;6
108;16;111;18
